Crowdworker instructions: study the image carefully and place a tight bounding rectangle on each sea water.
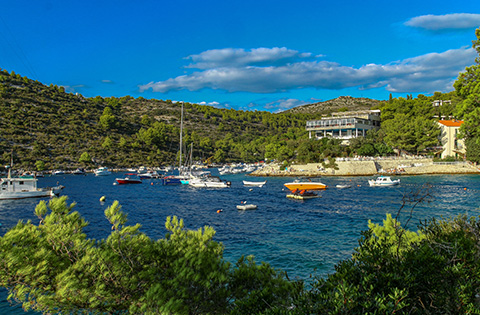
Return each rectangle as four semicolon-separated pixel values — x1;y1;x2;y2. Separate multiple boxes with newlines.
1;172;479;313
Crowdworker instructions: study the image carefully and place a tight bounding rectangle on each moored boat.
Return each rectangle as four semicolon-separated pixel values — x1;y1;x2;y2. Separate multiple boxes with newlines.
189;175;231;188
236;204;257;210
284;180;327;191
368;176;400;187
0;175;64;200
115;174;142;185
243;180;266;187
94;167;111;176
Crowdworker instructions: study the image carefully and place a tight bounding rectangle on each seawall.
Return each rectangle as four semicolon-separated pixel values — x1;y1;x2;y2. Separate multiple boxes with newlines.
251;158;480;177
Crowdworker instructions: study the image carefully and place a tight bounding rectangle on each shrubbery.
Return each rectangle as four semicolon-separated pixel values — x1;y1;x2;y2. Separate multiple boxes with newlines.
2;197;480;314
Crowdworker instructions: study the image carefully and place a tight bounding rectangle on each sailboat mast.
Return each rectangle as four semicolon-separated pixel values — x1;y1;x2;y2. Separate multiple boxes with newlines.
179;101;184;174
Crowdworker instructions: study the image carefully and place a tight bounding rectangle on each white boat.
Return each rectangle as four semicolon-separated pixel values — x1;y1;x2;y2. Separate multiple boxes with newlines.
0;175;64;200
243;180;266;187
189;176;231;188
94;167;111;176
368;176;400;187
236;204;257;210
336;184;352;189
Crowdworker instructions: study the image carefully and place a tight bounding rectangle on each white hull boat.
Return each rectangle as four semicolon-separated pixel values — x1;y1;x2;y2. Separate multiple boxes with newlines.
236;204;257;210
0;177;64;200
189;176;231;188
368;176;400;187
94;167;111;176
243;180;266;187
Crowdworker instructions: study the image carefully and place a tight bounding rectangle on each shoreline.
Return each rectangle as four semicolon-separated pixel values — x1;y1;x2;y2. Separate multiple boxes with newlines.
250;158;480;177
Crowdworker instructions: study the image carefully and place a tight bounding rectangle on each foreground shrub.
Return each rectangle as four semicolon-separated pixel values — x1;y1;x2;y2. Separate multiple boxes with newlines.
0;196;301;314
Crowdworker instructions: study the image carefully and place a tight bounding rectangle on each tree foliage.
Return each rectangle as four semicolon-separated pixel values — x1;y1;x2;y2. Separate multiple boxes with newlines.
0;197;300;314
455;27;480;162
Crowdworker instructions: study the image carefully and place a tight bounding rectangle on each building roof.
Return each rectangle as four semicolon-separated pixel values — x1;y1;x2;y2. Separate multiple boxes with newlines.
438;120;464;127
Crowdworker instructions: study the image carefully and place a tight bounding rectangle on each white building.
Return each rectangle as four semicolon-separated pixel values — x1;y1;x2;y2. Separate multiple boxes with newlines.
306;110;381;141
437;120;465;159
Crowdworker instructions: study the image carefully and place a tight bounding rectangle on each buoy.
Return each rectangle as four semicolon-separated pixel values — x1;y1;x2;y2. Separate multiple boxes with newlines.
464;187;467;190
151;182;154;186
100;196;106;202
217;209;223;213
249;188;253;191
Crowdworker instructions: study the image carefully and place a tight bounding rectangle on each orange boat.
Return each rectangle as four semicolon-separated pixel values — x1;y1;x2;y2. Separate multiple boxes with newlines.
284;181;327;191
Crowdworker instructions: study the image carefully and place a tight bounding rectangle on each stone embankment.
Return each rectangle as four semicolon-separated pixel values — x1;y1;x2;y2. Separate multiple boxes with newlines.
251;158;480;177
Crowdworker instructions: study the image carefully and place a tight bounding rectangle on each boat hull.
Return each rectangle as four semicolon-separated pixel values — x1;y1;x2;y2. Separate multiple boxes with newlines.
284;182;327;191
115;178;142;185
286;193;319;200
243;180;266;187
236;204;257;210
0;186;64;200
189;181;229;188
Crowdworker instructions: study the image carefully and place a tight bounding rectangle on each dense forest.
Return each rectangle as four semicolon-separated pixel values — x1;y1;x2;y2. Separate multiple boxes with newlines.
0;68;321;170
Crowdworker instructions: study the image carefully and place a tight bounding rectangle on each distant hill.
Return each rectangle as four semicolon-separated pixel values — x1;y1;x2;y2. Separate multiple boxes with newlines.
285;96;382;115
0;69;317;170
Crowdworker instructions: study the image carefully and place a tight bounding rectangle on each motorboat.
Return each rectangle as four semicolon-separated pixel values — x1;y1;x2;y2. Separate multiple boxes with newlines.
0;175;64;200
243;180;266;187
115;174;142;185
236;204;257;210
368;176;400;187
72;168;86;175
336;184;352;189
284;179;327;191
189;176;231;188
161;175;183;185
94;167;111;176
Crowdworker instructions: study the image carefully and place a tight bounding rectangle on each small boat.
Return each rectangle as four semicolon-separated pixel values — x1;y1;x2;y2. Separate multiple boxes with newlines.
72;168;86;175
243;180;266;187
286;189;320;200
94;167;112;176
52;170;65;175
189;176;231;188
284;180;327;191
115;174;142;185
336;184;352;189
161;175;183;185
236;204;257;210
0;172;64;200
368;176;400;187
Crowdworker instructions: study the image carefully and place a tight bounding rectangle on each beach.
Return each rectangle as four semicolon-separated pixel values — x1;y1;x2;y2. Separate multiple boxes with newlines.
251;158;480;177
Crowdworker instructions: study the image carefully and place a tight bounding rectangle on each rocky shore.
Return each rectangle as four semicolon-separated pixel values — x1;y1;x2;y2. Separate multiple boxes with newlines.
250;158;480;177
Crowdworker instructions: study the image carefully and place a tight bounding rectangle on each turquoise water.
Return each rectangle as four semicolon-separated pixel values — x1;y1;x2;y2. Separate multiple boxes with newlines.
1;172;479;313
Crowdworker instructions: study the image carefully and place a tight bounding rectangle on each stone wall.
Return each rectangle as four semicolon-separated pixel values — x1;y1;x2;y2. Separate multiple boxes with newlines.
251;158;480;177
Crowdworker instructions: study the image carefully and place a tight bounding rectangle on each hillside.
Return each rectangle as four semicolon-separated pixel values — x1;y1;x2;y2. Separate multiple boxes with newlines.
0;69;383;170
285;96;381;115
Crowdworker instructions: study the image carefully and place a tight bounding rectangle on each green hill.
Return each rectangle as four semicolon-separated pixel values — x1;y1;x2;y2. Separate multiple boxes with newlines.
0;69;382;170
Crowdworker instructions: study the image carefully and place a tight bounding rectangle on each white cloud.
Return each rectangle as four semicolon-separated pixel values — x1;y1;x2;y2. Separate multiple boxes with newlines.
139;46;476;96
185;47;314;69
405;13;480;31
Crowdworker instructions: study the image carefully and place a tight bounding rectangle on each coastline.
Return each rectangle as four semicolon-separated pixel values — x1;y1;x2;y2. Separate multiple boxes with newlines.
250;158;480;177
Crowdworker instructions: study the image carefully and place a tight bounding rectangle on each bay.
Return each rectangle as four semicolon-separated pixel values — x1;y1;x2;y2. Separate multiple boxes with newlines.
1;171;479;313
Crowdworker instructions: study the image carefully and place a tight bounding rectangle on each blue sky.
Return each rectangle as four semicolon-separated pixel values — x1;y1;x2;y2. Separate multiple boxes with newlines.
1;1;479;112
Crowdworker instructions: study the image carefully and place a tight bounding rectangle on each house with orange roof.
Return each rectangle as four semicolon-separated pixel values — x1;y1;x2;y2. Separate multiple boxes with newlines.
437;120;465;159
